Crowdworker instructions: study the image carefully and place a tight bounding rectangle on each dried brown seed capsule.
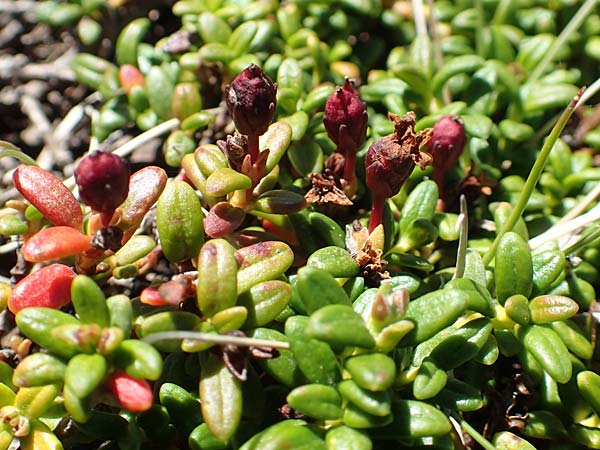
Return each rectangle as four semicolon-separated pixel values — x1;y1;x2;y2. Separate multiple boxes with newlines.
365;112;432;232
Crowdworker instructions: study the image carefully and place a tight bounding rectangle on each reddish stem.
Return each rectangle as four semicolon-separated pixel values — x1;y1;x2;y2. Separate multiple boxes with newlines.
369;194;386;233
433;170;446;199
100;211;114;227
247;133;260;164
343;149;357;185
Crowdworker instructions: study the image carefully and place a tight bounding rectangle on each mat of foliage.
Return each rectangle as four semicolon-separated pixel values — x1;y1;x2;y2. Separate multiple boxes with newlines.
2;1;600;450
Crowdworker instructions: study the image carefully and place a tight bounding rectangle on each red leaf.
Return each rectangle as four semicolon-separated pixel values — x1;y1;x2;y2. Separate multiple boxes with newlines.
8;263;75;313
106;371;153;413
204;202;246;238
119;64;145;94
13;166;83;230
22;226;92;263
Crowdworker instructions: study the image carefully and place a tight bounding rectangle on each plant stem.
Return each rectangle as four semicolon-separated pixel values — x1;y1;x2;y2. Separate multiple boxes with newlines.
453;195;468;280
411;0;427;38
482;87;584;265
369;195;385;233
0;141;38;166
247;133;260;164
529;204;600;250
576;75;600;108
529;0;597;83
563;225;600;255
0;241;18;255
343;150;356;187
142;331;290;349
452;413;496;450
557;180;600;225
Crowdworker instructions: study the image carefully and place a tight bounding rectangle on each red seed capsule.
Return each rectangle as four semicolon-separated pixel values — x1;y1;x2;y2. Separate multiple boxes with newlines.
8;263;75;313
323;80;368;153
427;115;467;181
225;64;277;137
106;371;153;413
21;226;92;263
74;151;130;226
13;166;83;231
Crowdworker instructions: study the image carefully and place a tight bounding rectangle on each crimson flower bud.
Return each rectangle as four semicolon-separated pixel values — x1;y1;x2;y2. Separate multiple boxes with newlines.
427;115;467;178
365;112;432;232
74;151;130;226
225;64;277;137
323;80;368;153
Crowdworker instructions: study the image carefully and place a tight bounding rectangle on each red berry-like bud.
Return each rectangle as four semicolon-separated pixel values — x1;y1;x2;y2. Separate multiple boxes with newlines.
427;115;467;177
323;80;368;153
365;112;432;200
74;151;130;226
225;64;277;137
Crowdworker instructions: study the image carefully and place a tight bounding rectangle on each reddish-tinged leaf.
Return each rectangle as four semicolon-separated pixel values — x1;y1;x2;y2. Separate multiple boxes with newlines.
140;286;169;306
22;226;92;263
261;219;297;244
106;371;153;413
204;202;246;238
118;166;167;235
119;64;145;94
13;166;83;230
8;264;75;313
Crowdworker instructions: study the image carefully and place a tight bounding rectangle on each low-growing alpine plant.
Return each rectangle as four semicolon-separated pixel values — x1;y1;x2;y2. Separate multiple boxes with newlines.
2;0;600;449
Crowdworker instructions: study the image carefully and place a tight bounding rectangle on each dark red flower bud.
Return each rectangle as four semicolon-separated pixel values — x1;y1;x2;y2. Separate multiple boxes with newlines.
74;151;130;226
323;80;368;153
225;64;277;137
427;115;467;178
366;112;433;232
